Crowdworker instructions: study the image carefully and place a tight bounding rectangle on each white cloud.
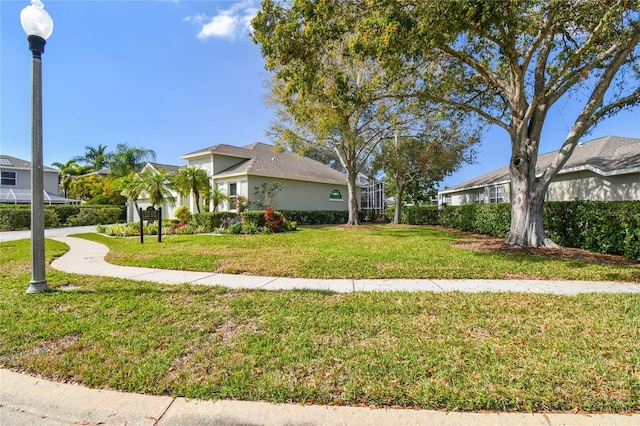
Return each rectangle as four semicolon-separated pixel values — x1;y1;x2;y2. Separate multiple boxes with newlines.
186;1;258;41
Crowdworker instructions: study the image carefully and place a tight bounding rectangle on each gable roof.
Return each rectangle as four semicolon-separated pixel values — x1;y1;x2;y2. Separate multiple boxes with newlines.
183;142;348;186
442;135;640;193
149;162;182;173
0;155;58;173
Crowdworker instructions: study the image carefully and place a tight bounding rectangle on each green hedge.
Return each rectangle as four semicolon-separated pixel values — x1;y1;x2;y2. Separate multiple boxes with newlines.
277;210;349;225
545;201;640;261
193;210;350;230
440;204;512;238
385;205;440;225
193;212;241;232
438;201;640;261
0;205;125;231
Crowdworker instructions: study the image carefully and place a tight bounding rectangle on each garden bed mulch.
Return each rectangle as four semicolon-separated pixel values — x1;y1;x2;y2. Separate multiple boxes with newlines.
446;229;638;267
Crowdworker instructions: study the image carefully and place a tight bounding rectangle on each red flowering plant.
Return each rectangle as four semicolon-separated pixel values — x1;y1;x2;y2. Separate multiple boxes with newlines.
264;207;286;233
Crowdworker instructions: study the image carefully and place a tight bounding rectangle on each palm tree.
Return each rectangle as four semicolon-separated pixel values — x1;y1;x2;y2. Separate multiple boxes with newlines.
139;170;177;208
113;173;146;218
51;160;92;198
73;144;113;171
174;167;211;213
210;188;230;212
109;143;157;177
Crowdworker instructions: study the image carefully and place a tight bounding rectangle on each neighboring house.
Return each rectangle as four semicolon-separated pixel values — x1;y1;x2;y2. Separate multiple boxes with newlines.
180;142;353;212
124;162;186;222
438;135;640;206
0;154;75;204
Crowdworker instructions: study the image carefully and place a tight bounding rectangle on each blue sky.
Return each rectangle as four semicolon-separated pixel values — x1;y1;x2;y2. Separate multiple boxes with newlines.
2;0;639;189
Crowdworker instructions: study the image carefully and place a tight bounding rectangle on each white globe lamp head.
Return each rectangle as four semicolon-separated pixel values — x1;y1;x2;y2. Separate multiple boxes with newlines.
20;0;53;57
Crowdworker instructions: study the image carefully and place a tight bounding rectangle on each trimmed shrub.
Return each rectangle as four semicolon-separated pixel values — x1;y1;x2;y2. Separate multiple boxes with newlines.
66;206;123;226
277;210;349;225
0;204;123;230
386;205;441;225
193;212;240;232
442;201;640;261
241;210;267;227
174;205;192;223
0;208;31;230
45;205;80;224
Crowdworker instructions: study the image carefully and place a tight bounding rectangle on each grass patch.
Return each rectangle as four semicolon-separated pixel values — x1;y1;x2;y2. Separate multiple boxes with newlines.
77;225;640;282
1;238;639;412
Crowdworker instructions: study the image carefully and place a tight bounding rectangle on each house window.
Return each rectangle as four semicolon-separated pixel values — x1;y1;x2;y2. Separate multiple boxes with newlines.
330;189;343;200
229;182;238;209
489;186;504;203
1;171;16;186
473;191;485;204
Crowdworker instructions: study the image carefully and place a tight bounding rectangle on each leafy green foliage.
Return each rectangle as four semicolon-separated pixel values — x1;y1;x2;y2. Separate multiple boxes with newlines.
174;167;211;214
277;210;349;225
372;128;479;224
193;212;240;232
173;205;192;224
0;205;125;231
441;201;640;261
385;205;440;225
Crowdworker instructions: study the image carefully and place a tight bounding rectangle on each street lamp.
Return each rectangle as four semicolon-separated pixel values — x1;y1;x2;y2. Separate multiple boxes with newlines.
21;0;53;294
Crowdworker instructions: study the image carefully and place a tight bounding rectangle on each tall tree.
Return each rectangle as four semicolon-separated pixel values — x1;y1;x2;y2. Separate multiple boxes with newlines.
109;143;157;177
361;0;640;246
253;1;427;225
73;144;112;171
372;124;478;224
174;167;211;214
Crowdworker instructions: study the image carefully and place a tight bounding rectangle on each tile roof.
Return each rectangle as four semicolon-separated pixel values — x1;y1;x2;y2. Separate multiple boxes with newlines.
184;142;348;185
443;135;640;192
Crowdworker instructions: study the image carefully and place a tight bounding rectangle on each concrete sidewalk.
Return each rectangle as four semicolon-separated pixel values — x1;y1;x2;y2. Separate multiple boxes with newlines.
49;236;640;294
3;231;640;425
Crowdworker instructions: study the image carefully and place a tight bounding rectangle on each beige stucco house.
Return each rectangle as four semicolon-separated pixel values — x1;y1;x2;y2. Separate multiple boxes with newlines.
180;142;352;212
0;154;73;204
438;135;640;206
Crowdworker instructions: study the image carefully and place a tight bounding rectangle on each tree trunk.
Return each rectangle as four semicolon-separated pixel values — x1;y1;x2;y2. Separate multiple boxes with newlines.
505;132;558;248
506;186;557;247
393;182;404;225
346;170;360;225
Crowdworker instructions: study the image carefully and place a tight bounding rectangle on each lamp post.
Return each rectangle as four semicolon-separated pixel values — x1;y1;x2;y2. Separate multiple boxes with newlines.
21;0;53;294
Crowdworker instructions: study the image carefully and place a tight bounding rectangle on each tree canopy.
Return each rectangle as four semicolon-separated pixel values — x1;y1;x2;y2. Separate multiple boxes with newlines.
253;1;445;225
359;0;640;245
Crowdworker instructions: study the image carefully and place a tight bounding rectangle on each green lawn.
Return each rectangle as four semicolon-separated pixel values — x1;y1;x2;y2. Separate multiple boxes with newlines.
78;225;640;282
0;233;639;412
